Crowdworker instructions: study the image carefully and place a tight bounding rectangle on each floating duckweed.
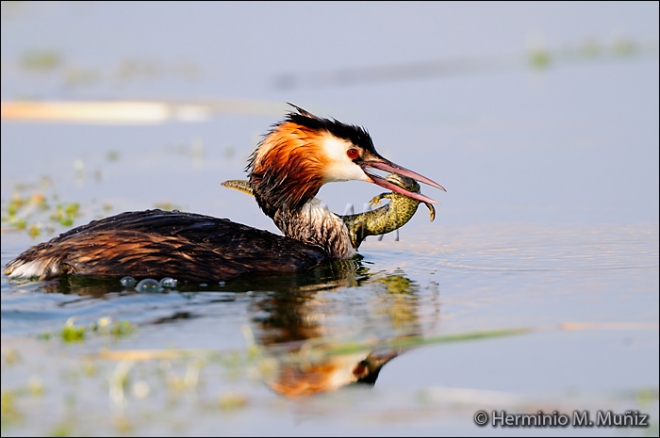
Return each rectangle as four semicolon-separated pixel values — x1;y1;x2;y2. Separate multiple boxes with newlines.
7;193;24;215
1;390;21;425
529;48;551;68
110;320;137;337
136;279;162;293
82;360;97;376
27;378;44;396
218;392;248;411
612;35;636;56
48;421;74;437
60;319;85;343
36;332;51;341
20;49;62;71
159;277;178;289
114;415;134;434
49;202;80;227
11;219;27;230
27;223;42;238
1;184;84;236
64;67;99;88
106;150;120;162
3;348;20;365
634;387;657;406
55;317;136;341
120;276;137;288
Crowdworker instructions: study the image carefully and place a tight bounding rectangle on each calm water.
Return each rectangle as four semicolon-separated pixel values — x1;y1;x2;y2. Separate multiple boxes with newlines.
1;3;658;436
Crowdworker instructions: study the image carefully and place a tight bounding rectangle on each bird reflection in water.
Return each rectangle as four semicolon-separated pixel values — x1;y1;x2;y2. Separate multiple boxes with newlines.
243;262;433;397
17;255;438;399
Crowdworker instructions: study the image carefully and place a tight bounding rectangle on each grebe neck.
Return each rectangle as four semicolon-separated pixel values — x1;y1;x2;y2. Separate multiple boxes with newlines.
270;198;354;260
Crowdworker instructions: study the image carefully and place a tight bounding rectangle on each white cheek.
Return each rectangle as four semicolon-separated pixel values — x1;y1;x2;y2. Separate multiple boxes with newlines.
321;135;371;182
324;162;371;182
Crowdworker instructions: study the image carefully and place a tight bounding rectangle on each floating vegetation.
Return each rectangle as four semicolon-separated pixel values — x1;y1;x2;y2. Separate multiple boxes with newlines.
19;49;62;71
35;332;51;341
47;421;75;438
60;319;86;343
115;58;161;81
1;180;82;237
106;150;120;162
49;202;80;227
1;390;21;427
12;44;202;92
2;348;20;366
218;392;248;411
611;34;636;57
38;317;138;343
274;35;659;89
63;67;99;88
528;47;551;68
2;322;656;435
26;223;42;238
27;378;44;397
92;318;137;338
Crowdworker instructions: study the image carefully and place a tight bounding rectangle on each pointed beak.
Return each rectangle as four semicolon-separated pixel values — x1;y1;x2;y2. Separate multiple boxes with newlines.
361;157;446;204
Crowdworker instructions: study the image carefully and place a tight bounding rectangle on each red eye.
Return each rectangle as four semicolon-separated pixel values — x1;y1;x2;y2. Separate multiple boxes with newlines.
352;363;366;376
347;148;359;160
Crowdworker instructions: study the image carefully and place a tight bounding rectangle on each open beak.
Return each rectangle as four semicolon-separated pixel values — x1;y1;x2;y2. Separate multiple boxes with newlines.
361;156;446;204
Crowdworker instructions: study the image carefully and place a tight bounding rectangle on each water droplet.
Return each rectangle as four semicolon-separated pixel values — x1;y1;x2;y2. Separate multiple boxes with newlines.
159;277;178;288
136;278;162;293
120;276;136;288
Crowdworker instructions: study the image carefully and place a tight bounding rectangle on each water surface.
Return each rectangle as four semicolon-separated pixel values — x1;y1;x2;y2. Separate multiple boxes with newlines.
1;2;658;436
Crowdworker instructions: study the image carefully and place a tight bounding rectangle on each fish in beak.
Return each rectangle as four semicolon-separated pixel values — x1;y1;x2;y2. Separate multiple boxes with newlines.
360;155;446;204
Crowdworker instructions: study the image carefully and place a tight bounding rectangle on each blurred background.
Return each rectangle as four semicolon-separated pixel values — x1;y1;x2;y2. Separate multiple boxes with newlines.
1;2;658;436
2;1;658;230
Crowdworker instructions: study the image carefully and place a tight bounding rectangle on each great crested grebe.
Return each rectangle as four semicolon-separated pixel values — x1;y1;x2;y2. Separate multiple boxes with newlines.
5;105;445;283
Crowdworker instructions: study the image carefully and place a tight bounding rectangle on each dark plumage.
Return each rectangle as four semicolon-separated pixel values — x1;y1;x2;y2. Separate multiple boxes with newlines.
5;210;325;282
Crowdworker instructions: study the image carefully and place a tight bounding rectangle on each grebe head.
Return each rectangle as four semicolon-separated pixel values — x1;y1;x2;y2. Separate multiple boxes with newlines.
248;104;445;216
